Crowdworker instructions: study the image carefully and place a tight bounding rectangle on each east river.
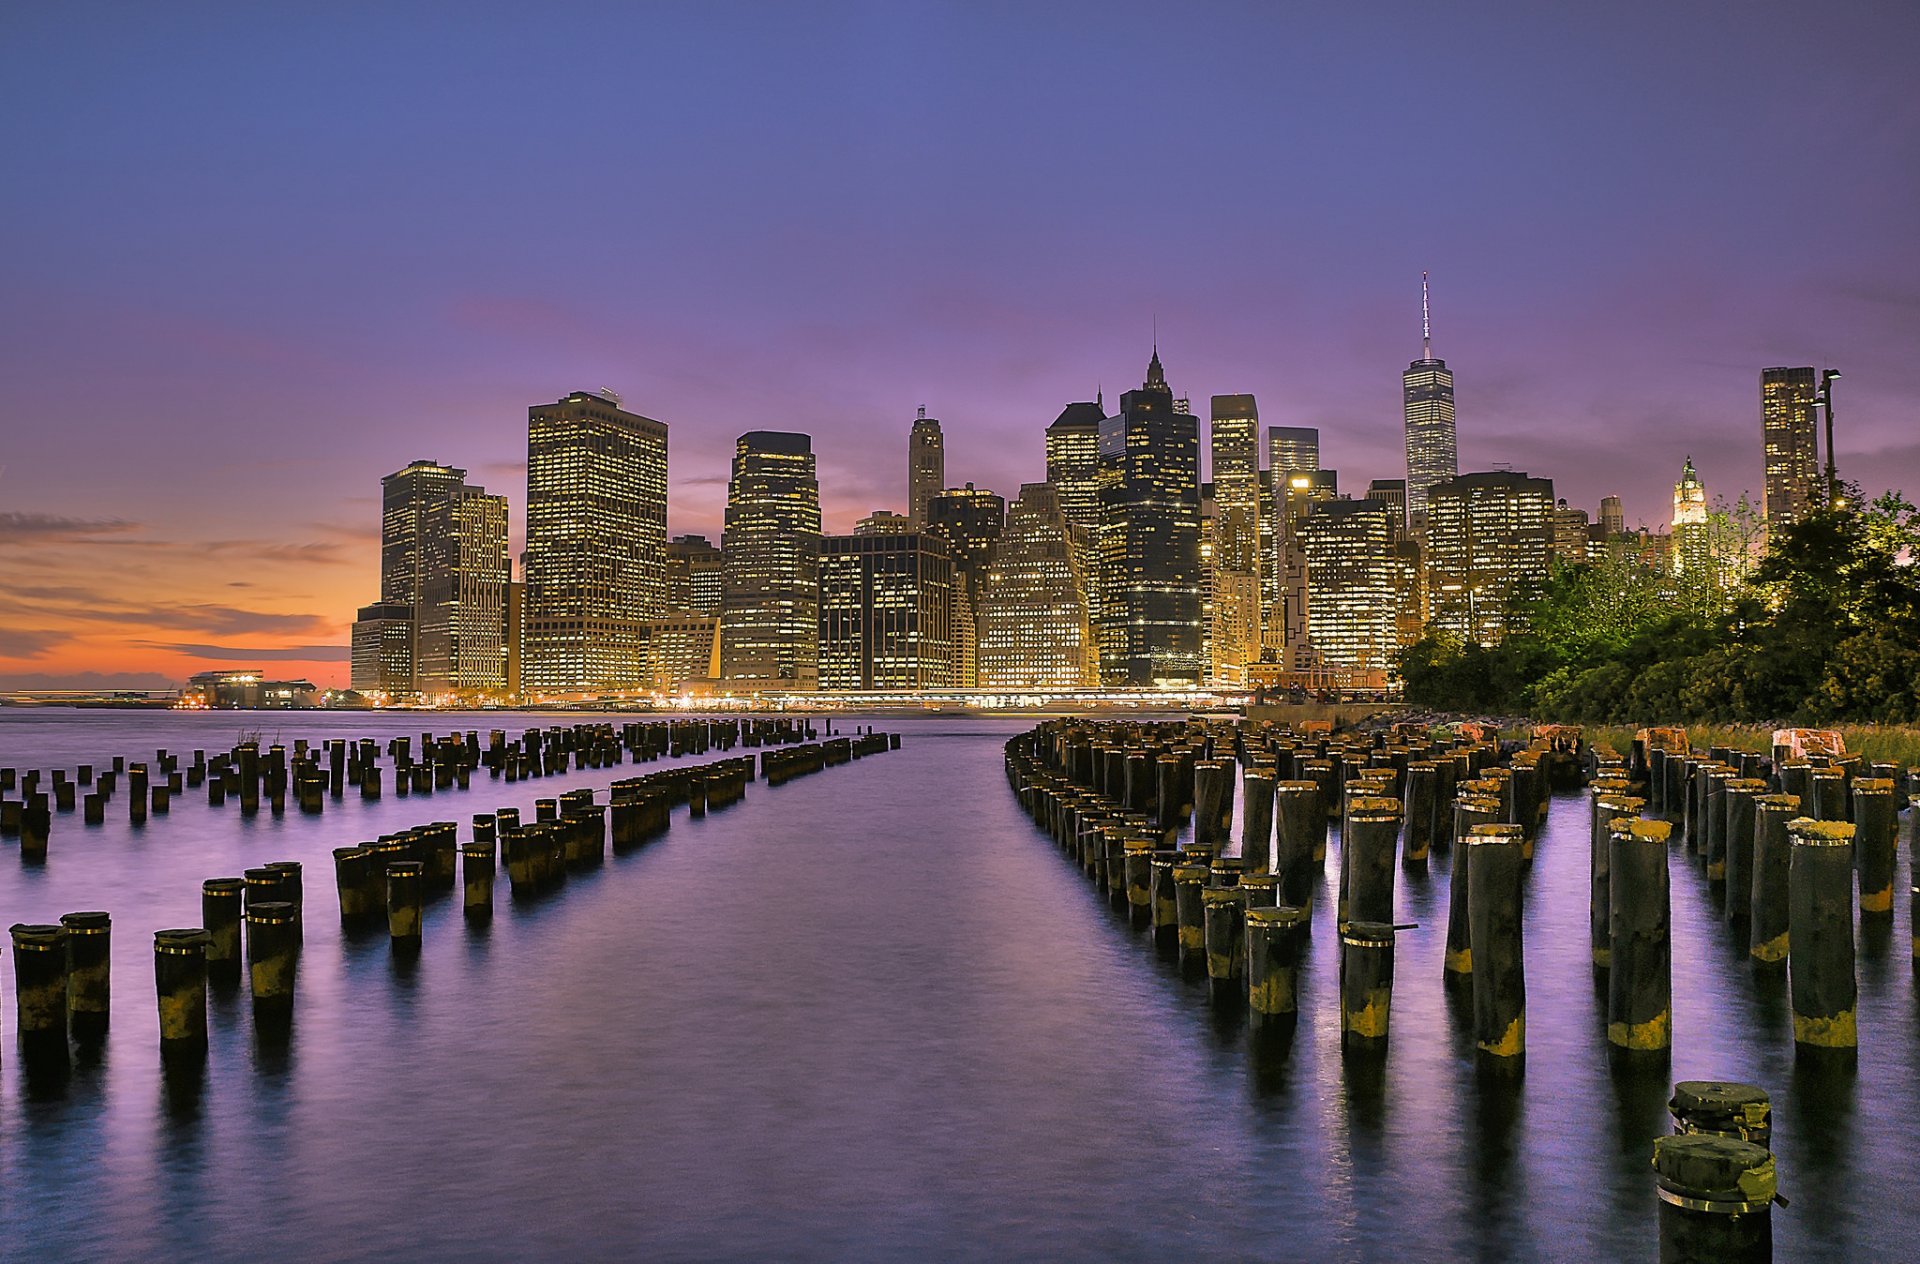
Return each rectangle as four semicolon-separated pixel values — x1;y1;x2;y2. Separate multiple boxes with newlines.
0;709;1912;1260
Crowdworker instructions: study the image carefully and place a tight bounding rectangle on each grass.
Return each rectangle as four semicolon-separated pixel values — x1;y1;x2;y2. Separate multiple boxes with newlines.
1578;723;1920;768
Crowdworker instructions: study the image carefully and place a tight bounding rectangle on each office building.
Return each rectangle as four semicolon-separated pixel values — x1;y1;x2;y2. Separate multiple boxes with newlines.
1403;274;1458;532
644;614;722;692
415;486;510;692
817;533;955;690
854;510;914;537
1551;499;1592;561
665;535;724;616
1300;499;1398;671
924;485;1005;583
721;431;822;689
1267;426;1320;477
350;601;414;694
1095;349;1204;685
908;407;945;527
1364;478;1408;542
1599;495;1626;537
1046;398;1104;634
977;483;1098;689
522;390;668;693
1425;471;1554;645
1761;367;1819;525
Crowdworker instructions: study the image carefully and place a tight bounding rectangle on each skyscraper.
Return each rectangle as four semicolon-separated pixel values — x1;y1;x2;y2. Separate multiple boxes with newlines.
1425;471;1553;645
1364;478;1408;543
924;484;1005;583
1300;499;1398;671
664;534;725;616
977;483;1097;689
1550;499;1592;561
380;460;469;609
1267;426;1320;477
1761;367;1819;525
415;485;510;692
1045;398;1104;641
721;431;821;689
854;510;913;537
1599;495;1625;537
818;533;955;690
1209;395;1260;685
1403;274;1458;533
1096;349;1203;686
1672;457;1709;577
522;391;668;693
350;601;414;694
907;407;945;527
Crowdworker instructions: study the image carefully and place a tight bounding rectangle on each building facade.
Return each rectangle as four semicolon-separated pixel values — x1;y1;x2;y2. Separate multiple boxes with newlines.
1671;457;1709;577
665;534;724;616
522;391;668;694
1425;471;1554;645
1300;498;1398;670
1761;366;1819;525
415;486;510;692
817;533;955;690
1095;351;1204;686
350;601;415;694
977;483;1097;689
1403;277;1458;533
644;614;722;691
907;408;945;527
721;431;822;689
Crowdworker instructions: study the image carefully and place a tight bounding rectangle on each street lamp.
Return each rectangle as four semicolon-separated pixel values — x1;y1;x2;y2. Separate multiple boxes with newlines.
1817;369;1841;506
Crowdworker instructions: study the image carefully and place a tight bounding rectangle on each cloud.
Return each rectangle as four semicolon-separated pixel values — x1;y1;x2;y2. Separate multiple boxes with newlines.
0;670;180;691
0;512;141;543
138;642;351;662
0;628;64;658
0;585;337;638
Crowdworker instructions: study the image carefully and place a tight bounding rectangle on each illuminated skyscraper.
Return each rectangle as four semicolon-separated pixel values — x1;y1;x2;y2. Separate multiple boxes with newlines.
721;431;821;689
1425;471;1553;645
1300;499;1398;670
907;408;945;527
1046;398;1104;636
1671;457;1709;577
818;533;955;690
350;601;414;694
522;391;668;694
1550;499;1592;561
1096;349;1203;685
665;534;724;616
381;460;469;608
924;484;1004;688
977;483;1097;689
1761;367;1819;525
1404;274;1458;533
1209;395;1260;685
416;486;510;692
1267;426;1319;477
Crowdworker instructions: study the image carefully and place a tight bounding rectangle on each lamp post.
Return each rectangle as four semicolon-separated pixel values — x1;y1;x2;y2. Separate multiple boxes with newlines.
1818;369;1841;507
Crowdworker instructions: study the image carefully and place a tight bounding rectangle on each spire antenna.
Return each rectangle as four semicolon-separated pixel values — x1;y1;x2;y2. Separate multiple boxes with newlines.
1421;271;1432;360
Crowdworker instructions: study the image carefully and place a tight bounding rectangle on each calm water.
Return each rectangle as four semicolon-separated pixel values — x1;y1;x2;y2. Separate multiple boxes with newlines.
0;709;1911;1261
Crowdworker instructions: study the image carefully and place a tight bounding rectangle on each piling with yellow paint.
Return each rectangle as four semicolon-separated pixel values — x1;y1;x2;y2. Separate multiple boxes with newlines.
1608;817;1673;1060
1590;793;1645;971
1239;767;1275;873
1246;904;1306;1034
154;928;211;1058
1851;778;1895;917
1748;795;1798;968
1651;1133;1774;1262
1340;921;1395;1052
1467;823;1526;1073
1273;780;1322;912
1445;795;1501;983
1786;817;1856;1052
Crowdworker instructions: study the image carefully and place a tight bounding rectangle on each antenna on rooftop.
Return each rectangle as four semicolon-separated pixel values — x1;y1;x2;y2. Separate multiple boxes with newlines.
1421;272;1432;360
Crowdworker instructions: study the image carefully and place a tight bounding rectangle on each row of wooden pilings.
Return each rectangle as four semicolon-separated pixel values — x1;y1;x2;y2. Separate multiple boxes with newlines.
0;717;825;863
2;729;896;1076
1005;718;1836;1262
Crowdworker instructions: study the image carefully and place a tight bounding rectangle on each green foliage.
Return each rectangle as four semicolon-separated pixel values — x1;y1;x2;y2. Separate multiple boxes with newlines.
1395;483;1920;725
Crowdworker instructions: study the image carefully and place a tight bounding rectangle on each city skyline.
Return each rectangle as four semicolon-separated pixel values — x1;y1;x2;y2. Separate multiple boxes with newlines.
4;3;1917;690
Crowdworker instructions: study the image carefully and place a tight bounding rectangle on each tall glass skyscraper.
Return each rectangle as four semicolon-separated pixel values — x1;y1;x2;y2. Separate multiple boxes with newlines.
1761;367;1818;525
1046;398;1104;636
1403;274;1458;533
1096;350;1203;686
522;391;668;694
1425;470;1552;646
721;431;822;689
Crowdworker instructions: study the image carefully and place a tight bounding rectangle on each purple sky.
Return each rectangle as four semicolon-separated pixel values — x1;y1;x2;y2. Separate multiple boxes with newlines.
3;2;1917;688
